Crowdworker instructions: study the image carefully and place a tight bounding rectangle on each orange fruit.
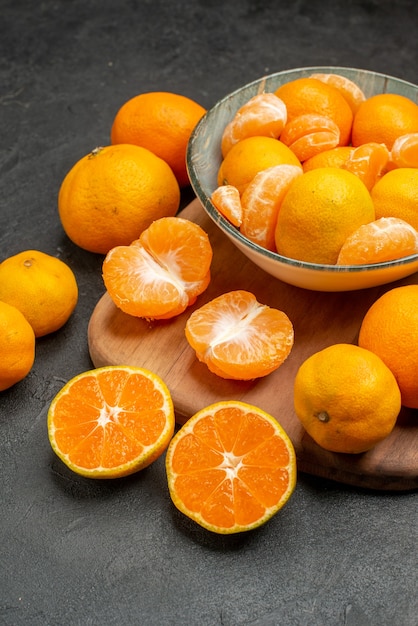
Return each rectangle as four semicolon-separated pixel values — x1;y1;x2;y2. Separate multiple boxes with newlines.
185;290;294;380
0;301;35;392
221;92;287;157
352;93;418;150
293;343;401;454
371;168;418;230
390;133;418;168
0;250;78;337
279;113;340;162
275;168;375;265
165;400;296;534
103;217;212;320
110;91;206;187
309;72;366;114
210;185;242;227
302;146;354;172
240;164;302;251
358;285;418;409
217;136;302;195
58;144;180;254
342;142;390;190
337;217;418;265
47;365;175;478
274;77;353;145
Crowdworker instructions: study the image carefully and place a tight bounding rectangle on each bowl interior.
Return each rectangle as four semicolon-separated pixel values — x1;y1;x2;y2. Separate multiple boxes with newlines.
186;66;418;291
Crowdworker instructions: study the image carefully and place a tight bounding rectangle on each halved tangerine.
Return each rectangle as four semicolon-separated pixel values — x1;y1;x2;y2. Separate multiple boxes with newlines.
165;400;297;534
185;290;294;380
48;365;175;478
102;216;212;320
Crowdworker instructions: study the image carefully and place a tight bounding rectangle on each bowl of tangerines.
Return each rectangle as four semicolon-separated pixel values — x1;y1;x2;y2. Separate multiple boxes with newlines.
187;66;418;291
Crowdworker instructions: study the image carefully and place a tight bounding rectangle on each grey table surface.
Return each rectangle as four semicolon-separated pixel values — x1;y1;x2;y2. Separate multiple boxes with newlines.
1;1;417;625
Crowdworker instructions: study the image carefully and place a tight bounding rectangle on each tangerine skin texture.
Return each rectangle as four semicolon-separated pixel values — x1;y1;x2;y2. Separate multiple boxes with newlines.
358;285;418;409
293;343;401;453
58;144;180;254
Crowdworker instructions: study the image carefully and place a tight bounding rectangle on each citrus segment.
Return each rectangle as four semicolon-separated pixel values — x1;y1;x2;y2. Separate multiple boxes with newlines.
342;142;390;190
337;217;418;265
358;285;418;409
280;114;340;162
103;217;212;320
294;344;401;454
0;301;35;392
275;168;375;265
165;400;296;534
58;144;180;254
211;185;242;227
274;77;353;146
110;91;206;187
221;93;287;157
217;136;302;195
352;93;418;150
240;164;302;251
185;290;294;380
390;133;418;168
0;250;78;338
48;365;175;478
309;73;366;114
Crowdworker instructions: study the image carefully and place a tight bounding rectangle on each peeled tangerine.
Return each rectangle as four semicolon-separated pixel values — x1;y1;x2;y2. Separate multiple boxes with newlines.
102;217;213;320
185;290;294;380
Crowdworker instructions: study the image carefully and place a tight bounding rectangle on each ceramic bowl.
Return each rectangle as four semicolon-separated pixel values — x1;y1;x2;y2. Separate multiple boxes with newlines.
186;66;418;291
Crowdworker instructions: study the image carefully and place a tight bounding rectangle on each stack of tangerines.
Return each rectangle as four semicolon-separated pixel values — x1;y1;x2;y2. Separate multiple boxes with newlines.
212;73;418;266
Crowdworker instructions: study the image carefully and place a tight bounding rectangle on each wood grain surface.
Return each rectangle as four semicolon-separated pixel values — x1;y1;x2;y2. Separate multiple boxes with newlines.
88;199;418;491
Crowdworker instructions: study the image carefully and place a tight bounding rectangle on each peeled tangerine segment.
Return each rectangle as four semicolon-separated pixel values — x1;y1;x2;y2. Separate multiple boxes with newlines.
102;217;212;319
211;185;243;227
337;217;418;265
221;92;287;156
240;164;303;251
390;133;418;168
185;290;294;380
280;114;340;162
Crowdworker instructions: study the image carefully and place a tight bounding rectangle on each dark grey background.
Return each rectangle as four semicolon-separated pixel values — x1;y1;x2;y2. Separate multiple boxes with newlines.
1;1;417;625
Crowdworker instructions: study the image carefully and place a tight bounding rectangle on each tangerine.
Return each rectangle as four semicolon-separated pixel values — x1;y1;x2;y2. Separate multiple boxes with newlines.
58;144;180;254
110;91;206;187
185;290;294;380
165;400;296;534
48;365;175;478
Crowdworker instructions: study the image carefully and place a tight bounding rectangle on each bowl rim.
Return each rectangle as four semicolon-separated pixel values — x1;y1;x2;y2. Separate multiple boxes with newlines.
187;66;418;275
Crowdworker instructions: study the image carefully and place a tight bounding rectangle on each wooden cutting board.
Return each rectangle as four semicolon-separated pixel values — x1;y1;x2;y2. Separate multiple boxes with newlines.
88;199;418;491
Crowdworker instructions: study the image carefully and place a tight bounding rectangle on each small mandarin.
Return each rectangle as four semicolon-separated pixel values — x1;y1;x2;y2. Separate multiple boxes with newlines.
294;343;401;454
274;77;353;146
0;250;78;337
110;91;206;187
358;285;418;409
0;301;36;392
371;168;418;231
217;136;302;195
352;93;418;150
275;168;375;265
58;144;180;254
